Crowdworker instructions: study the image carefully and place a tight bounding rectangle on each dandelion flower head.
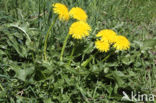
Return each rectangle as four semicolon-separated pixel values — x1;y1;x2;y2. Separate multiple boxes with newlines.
113;35;130;50
53;3;69;21
69;7;88;21
69;21;91;39
95;40;110;52
96;29;117;44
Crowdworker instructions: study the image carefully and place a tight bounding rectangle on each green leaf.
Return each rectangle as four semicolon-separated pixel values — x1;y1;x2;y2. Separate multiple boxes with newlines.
44;98;53;103
121;54;134;65
113;71;125;86
10;64;34;81
8;23;31;42
16;68;34;81
142;39;156;50
0;50;5;55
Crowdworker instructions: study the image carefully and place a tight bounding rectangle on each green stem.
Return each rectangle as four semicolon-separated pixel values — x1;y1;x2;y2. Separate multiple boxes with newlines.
0;83;4;91
44;18;57;60
81;50;115;67
60;34;70;61
102;51;115;62
68;45;76;65
81;52;98;67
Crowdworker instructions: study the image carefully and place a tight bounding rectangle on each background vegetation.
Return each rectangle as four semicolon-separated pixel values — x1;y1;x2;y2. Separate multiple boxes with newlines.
0;0;156;102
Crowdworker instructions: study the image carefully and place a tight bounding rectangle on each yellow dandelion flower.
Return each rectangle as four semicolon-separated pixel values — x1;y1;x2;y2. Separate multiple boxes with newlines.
69;21;91;39
53;3;69;21
96;29;117;44
113;35;130;50
95;40;110;52
69;7;88;21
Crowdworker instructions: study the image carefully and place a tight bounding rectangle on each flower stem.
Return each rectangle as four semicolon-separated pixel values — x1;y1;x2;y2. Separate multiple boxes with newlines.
81;52;98;67
60;34;70;61
0;83;4;91
102;50;115;62
81;50;115;67
68;44;76;65
44;18;57;60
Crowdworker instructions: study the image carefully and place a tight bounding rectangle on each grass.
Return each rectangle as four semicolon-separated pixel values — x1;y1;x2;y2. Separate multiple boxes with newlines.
0;0;156;102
